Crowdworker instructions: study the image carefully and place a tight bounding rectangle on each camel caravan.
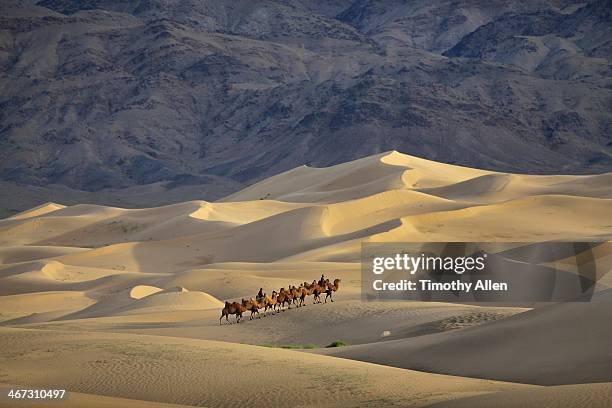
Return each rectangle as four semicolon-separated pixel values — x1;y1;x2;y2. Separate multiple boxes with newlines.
220;275;341;324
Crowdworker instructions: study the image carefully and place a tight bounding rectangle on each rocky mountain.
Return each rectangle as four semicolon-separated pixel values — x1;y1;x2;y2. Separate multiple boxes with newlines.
0;0;610;216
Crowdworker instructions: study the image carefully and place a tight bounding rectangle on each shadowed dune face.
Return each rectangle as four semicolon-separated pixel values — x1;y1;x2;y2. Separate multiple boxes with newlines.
425;382;612;408
321;290;612;386
0;151;611;407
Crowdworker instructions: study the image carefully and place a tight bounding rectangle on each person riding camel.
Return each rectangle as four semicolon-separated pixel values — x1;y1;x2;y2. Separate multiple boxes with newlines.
256;287;264;302
319;274;325;286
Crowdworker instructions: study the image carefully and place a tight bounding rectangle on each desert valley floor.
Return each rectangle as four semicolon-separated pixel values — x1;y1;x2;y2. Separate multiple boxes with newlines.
0;151;611;407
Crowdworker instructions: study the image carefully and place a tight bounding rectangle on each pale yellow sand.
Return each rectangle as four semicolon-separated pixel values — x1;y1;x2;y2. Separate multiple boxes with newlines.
0;246;87;264
8;202;65;220
130;285;164;299
0;151;610;407
0;328;530;408
14;299;526;348
0;291;94;322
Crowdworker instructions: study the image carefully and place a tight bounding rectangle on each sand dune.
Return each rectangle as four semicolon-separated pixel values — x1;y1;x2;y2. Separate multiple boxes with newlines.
0;392;195;408
48;194;612;273
130;285;163;299
0;205;125;246
321;289;612;385
117;287;224;315
0;151;610;407
0;260;152;295
0;261;167;297
221;152;410;203
425;383;612;408
0;291;94;323
52;206;402;272
0;388;195;408
60;286;223;320
380;195;612;243
8;202;65;220
157;262;362;301
0;328;530;408
549;241;612;287
0;200;304;248
418;172;612;204
41;302;525;350
221;151;493;204
0;246;87;264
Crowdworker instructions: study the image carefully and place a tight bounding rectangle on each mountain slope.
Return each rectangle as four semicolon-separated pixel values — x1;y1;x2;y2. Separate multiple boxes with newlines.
0;0;611;216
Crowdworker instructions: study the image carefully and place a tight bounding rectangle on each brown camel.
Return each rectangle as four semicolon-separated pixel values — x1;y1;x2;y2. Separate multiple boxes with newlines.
295;284;308;307
290;285;306;307
312;281;326;304
325;278;341;303
306;280;318;294
276;288;289;311
303;281;315;299
285;286;297;308
284;287;295;309
262;291;278;315
219;276;341;324
290;285;299;307
243;298;263;320
219;300;246;325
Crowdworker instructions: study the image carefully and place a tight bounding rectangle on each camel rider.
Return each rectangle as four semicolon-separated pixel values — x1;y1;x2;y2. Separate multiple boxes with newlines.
319;274;325;286
257;288;264;302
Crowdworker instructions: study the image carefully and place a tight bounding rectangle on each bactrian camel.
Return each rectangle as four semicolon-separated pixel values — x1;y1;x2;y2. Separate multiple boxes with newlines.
219;301;246;325
219;277;341;324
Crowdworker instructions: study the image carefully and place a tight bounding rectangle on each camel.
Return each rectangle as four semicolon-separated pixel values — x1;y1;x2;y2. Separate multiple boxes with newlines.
219;301;246;325
312;282;325;304
256;292;277;316
219;276;341;324
305;280;318;303
283;287;295;309
290;285;299;307
324;278;341;303
295;284;309;307
306;280;318;295
302;281;315;299
276;288;290;311
243;298;263;320
290;285;306;307
286;286;298;308
262;291;278;315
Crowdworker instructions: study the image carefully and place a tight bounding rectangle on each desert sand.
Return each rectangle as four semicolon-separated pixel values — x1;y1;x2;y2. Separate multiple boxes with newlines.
0;151;610;407
426;382;612;408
